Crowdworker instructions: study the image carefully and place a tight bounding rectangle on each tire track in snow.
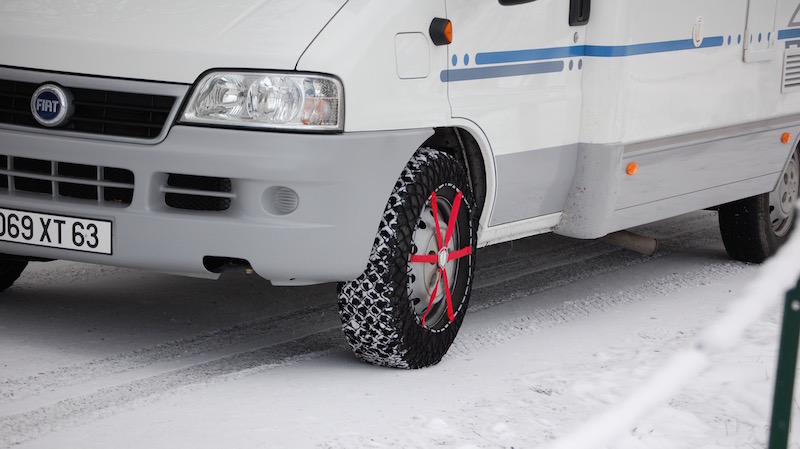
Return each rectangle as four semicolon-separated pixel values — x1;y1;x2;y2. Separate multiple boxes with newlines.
0;301;339;403
473;210;717;291
448;261;753;359
0;329;347;448
470;213;725;311
0;212;730;446
0;213;718;404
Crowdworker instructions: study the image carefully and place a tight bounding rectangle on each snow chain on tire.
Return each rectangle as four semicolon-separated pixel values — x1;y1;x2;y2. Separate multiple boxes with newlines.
338;148;477;369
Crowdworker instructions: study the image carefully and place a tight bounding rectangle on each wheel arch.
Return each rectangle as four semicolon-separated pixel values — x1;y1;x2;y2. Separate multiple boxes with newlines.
421;127;493;224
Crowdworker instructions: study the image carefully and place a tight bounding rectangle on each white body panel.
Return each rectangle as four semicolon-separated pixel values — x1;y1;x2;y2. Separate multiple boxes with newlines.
579;0;794;145
0;0;347;83
297;0;451;132
0;0;799;281
444;0;584;155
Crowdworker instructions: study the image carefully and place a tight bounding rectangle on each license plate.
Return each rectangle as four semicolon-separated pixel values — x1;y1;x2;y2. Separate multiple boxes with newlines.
0;208;112;255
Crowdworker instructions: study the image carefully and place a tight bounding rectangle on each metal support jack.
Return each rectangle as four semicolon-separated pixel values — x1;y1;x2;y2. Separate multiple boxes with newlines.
769;279;800;449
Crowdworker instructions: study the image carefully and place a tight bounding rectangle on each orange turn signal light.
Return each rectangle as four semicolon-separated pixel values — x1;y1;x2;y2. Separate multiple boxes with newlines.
444;21;453;43
782;132;792;144
430;18;452;46
626;162;639;176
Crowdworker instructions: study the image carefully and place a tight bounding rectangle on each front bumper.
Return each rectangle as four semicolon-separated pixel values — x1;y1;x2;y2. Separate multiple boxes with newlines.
0;125;430;284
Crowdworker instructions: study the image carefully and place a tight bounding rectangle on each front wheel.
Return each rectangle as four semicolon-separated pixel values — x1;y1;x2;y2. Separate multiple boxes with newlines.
718;145;798;263
338;148;477;369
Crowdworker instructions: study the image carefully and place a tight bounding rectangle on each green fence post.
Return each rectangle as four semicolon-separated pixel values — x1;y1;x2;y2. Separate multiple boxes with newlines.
769;279;800;449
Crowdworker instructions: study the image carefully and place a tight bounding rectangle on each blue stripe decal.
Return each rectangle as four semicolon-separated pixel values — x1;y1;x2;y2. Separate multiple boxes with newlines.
779;28;800;40
474;36;724;65
585;36;724;56
475;46;584;65
441;61;564;82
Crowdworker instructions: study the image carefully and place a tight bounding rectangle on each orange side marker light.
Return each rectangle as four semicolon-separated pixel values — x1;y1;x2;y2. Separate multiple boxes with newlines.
626;162;639;176
429;18;453;46
781;132;792;144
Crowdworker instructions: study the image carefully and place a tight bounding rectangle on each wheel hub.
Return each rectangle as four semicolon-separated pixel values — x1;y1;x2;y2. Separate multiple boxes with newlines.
438;247;449;268
770;150;799;236
779;160;798;216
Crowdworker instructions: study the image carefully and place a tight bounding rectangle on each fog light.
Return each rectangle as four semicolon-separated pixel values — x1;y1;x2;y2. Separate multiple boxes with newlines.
273;187;299;214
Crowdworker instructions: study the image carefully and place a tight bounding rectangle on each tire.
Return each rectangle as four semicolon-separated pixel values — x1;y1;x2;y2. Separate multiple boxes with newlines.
338;148;477;369
0;259;28;292
719;145;799;263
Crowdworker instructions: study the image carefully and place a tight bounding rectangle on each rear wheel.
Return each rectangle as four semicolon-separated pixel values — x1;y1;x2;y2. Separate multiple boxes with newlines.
719;145;798;262
337;148;477;368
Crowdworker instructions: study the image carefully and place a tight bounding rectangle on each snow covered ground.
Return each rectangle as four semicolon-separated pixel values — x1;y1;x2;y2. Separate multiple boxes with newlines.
0;211;798;448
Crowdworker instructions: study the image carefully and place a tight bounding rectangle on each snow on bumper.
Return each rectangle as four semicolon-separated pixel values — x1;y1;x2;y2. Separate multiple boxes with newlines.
0;126;430;284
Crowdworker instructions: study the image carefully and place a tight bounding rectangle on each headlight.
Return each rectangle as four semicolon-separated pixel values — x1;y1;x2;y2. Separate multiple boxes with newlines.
181;72;343;132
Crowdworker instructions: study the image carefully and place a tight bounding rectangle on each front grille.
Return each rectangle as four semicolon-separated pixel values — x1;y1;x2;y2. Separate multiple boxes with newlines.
0;79;176;139
164;174;233;212
0;155;134;206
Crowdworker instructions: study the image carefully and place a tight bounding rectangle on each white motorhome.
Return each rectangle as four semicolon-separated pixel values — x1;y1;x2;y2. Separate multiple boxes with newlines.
0;0;798;368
